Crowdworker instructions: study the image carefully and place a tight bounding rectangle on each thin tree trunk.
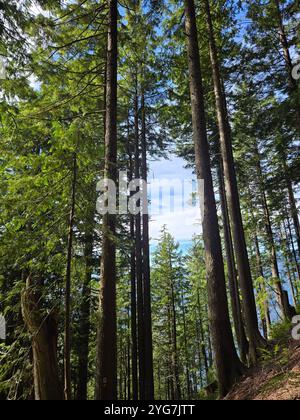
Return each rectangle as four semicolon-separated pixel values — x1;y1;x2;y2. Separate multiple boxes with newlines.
22;277;64;400
207;323;213;368
280;225;298;306
184;0;244;397
127;310;131;400
157;364;161;399
119;335;124;400
169;259;181;400
128;118;139;401
253;144;291;319
253;234;271;339
274;0;300;277
217;159;248;363
130;217;139;401
203;0;265;363
140;90;154;400
134;79;145;400
76;203;94;400
274;0;300;132
279;152;300;261
195;319;204;386
284;216;300;283
64;153;77;401
281;235;297;307
95;0;118;400
197;291;208;381
181;291;191;399
287;180;300;261
167;305;174;400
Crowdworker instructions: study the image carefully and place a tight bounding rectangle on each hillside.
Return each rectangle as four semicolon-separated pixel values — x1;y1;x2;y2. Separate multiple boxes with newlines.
226;339;300;400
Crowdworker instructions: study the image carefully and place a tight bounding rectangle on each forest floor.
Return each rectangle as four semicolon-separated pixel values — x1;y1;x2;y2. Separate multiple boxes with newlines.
225;338;300;400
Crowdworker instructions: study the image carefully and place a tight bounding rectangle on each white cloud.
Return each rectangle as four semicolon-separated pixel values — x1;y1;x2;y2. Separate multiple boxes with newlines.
29;2;51;17
149;208;202;242
149;155;202;242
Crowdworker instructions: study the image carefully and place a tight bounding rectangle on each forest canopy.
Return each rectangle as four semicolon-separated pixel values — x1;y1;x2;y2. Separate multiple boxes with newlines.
0;0;299;402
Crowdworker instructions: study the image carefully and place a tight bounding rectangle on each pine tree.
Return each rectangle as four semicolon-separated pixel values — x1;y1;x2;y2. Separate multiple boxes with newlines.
95;0;118;400
184;0;244;397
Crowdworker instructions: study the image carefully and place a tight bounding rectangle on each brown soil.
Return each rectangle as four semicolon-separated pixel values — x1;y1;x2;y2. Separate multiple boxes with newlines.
225;340;300;400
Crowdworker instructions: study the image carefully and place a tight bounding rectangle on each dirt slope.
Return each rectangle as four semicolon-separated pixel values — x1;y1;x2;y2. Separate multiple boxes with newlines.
225;340;300;400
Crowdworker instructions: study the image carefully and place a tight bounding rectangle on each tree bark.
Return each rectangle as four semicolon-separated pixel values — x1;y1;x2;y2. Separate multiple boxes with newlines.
274;0;300;132
95;0;118;400
76;204;94;400
278;149;300;261
184;0;244;397
195;319;204;387
217;160;248;363
203;0;266;363
284;216;300;283
254;233;272;338
181;291;191;399
134;79;145;400
253;234;271;339
167;306;174;400
127;310;131;400
127;118;139;401
280;227;297;307
140;90;155;400
196;291;209;380
169;255;181;400
253;144;291;319
287;180;300;261
64;153;77;400
22;277;64;400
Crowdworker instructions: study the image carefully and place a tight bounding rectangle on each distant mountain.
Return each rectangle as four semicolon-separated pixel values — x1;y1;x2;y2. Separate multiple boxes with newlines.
150;239;192;256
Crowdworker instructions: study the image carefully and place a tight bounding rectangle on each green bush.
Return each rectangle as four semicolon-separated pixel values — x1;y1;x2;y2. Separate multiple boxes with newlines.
269;320;292;343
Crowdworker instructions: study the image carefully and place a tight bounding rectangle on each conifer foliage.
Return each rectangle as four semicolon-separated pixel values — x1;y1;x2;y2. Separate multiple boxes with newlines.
0;0;299;401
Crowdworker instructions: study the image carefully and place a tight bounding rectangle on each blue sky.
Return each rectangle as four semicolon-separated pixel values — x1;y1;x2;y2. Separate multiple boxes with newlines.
148;154;202;244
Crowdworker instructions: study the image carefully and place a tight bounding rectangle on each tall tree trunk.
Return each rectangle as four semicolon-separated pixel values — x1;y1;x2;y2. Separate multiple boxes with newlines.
130;216;139;401
95;0;118;400
134;79;145;400
203;0;265;363
140;90;155;400
274;0;300;275
64;153;77;401
195;319;204;386
157;364;162;399
181;291;191;399
184;0;244;397
281;223;298;305
127;310;131;400
253;234;271;339
197;291;209;380
253;144;291;319
76;203;94;400
207;324;213;368
118;334;124;400
280;227;297;307
278;149;300;261
217;160;249;363
127;118;139;401
284;216;300;283
22;277;64;400
195;367;202;393
287;179;300;261
167;305;174;400
169;259;181;400
274;0;300;132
